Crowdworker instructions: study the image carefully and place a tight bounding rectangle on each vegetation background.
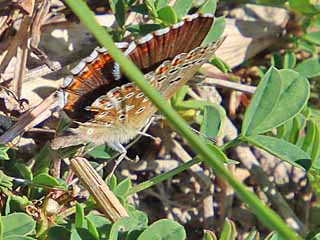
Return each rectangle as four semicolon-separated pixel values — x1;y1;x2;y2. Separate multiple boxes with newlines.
0;0;320;239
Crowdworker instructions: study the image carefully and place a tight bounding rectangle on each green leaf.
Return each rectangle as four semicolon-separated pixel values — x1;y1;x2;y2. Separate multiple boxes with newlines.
242;67;281;136
86;213;111;239
295;57;320;78
114;178;132;197
289;0;319;15
71;227;96;240
48;226;71;240
288;117;300;144
137;219;186;240
220;218;236;240
75;203;85;228
171;86;189;105
302;120;316;152
310;122;320;166
32;173;67;189
86;218;99;240
127;24;162;36
242;69;309;135
203;230;217;240
276;124;286;138
173;0;192;19
5;236;36;240
258;70;309;132
33;144;54;176
199;0;217;14
303;31;320;45
0;170;12;190
283;51;296;69
130;3;149;15
175;99;208;111
14;162;33;181
145;0;158;18
106;174;118;191
5;195;29;215
109;0;127;27
200;105;223;143
271;53;283;69
157;6;178;25
2;213;35;237
155;0;167;10
109;211;148;240
0;215;3;240
87;145;112;159
296;38;317;54
0;145;9;160
244;230;260;240
245;135;311;170
210;57;231;73
264;231;286;240
202;16;225;45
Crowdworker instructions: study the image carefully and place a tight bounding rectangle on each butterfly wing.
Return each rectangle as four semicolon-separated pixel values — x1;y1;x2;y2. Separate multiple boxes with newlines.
54;14;223;149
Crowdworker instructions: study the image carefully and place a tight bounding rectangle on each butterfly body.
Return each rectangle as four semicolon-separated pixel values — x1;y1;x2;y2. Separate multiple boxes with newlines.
52;14;224;152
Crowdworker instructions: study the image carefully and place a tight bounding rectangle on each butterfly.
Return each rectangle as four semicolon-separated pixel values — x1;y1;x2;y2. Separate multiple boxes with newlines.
51;13;225;160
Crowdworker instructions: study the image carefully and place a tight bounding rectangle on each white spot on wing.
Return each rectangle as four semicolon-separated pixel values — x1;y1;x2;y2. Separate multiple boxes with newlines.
172;21;184;29
71;61;86;75
115;42;129;49
125;42;137;55
155;27;170;36
63;76;73;88
86;50;98;63
96;47;107;53
112;63;121;80
137;34;153;44
57;90;67;109
185;13;199;22
202;13;214;18
125;104;135;112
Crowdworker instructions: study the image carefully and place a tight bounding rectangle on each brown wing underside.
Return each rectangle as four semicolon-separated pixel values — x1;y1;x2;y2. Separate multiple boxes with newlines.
60;14;215;122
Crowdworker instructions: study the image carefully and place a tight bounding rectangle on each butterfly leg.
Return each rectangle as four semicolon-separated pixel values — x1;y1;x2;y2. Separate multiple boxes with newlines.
108;143;127;177
138;131;160;142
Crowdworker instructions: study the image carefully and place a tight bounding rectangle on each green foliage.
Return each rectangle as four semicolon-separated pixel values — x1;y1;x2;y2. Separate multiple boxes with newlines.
47;207;186;240
0;145;9;160
1;213;36;239
136;219;186;240
173;0;193;19
242;68;309;135
157;6;178;25
3;0;320;239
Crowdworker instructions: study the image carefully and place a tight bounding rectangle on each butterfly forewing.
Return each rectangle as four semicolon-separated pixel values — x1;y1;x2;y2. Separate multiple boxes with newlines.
54;14;225;150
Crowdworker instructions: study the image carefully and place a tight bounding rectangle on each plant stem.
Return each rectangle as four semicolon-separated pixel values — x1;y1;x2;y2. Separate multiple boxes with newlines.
127;158;201;196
